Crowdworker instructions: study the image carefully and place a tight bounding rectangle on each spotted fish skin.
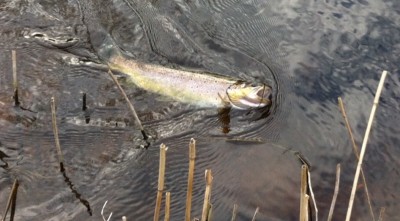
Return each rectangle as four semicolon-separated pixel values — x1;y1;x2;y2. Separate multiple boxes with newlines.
98;36;272;109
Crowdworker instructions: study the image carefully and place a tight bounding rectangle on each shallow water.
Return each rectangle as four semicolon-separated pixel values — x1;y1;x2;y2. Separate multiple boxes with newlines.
0;0;399;220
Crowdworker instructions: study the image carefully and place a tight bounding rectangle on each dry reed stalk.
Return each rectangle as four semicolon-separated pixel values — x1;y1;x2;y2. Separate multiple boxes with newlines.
107;70;147;140
154;144;167;221
304;195;309;221
51;97;64;170
1;179;19;221
251;207;259;221
230;204;238;221
164;192;171;221
378;207;386;221
306;170;318;221
101;200;113;221
207;203;213;221
338;97;360;158
299;165;308;221
338;97;375;220
201;169;213;221
327;164;341;221
11;50;19;106
185;138;196;221
345;70;388;221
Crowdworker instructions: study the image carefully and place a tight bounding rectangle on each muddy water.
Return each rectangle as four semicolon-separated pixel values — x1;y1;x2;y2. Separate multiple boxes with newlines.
0;0;399;220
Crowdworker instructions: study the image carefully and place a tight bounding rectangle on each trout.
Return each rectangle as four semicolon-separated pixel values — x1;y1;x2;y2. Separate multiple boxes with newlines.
100;39;272;110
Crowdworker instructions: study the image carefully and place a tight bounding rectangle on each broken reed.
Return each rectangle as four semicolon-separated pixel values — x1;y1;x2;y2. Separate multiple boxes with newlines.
299;165;309;221
154;144;167;221
12;50;20;106
327;164;341;221
231;204;238;221
251;207;259;221
152;139;217;221
164;192;171;221
1;179;19;221
201;169;213;221
51;97;64;170
107;70;148;142
185;138;196;221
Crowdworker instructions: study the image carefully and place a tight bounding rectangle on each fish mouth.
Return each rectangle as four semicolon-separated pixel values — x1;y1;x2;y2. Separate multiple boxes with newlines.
226;83;272;110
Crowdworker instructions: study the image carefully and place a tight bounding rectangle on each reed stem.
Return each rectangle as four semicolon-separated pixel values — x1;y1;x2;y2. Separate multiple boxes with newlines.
306;169;318;221
230;204;238;221
12;50;19;106
107;70;148;141
345;70;388;221
327;164;341;221
338;97;375;221
1;179;19;221
201;169;213;221
378;207;386;221
154;144;167;221
185;138;196;221
251;207;259;221
51;97;64;169
101;200;113;221
299;165;308;221
164;192;171;221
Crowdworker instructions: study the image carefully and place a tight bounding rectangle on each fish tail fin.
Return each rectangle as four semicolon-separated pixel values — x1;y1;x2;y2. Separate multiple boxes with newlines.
81;0;122;61
95;34;123;61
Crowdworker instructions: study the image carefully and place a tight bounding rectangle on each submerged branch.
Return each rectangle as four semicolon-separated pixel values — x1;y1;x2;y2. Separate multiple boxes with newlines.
107;69;149;145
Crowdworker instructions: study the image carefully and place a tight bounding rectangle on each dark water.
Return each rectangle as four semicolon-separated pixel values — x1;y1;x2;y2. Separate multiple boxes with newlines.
1;0;399;220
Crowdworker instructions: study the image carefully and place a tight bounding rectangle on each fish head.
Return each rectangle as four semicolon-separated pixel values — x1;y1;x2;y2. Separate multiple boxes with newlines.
226;81;272;109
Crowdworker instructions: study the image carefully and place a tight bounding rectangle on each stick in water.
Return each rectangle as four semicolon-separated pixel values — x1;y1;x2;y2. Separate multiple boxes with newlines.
307;169;318;221
251;207;259;221
51;97;64;170
201;169;213;221
230;204;238;221
345;70;388;221
185;138;196;221
107;70;148;142
1;179;19;221
378;207;386;221
299;165;308;221
338;97;375;221
101;200;113;221
12;50;20;106
327;164;341;221
154;144;167;221
164;192;171;221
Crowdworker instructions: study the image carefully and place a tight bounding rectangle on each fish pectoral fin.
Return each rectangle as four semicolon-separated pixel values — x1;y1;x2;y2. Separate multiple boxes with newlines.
218;92;231;106
218;107;231;134
154;95;174;103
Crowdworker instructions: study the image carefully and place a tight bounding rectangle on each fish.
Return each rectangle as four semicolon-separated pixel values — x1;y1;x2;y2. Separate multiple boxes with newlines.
97;38;272;110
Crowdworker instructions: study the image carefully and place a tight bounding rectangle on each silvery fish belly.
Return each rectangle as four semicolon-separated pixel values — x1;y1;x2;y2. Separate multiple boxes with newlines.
107;54;272;110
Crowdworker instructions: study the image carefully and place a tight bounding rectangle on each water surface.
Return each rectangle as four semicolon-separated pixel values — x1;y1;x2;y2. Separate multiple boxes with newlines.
0;0;399;220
